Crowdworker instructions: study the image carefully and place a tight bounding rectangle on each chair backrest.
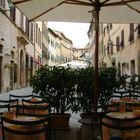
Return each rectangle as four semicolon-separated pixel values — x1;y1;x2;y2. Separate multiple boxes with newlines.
9;94;33;101
0;99;18;109
129;90;140;100
22;98;47;104
1;116;48;140
104;103;120;113
111;92;123;100
111;90;129;100
0;104;10;116
125;102;140;111
16;99;50;118
32;94;45;101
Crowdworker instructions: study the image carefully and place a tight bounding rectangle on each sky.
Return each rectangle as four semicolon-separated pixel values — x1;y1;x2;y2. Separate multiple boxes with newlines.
48;22;90;48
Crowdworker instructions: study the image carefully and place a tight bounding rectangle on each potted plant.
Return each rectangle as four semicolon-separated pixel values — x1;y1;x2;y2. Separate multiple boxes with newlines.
98;67;118;111
29;65;76;129
70;67;94;120
72;67;118;118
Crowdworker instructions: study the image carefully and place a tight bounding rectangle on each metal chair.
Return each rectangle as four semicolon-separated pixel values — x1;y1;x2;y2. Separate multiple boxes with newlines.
104;103;120;113
16;99;52;140
0;99;18;110
22;98;48;105
16;99;50;117
0;104;10;117
32;94;46;101
9;94;33;101
125;102;140;112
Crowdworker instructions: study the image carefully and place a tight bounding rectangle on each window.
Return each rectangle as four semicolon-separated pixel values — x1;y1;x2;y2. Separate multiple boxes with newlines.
107;43;109;54
110;44;113;55
48;37;50;44
121;29;124;48
109;23;113;30
10;7;16;21
107;23;112;32
116;36;120;52
0;0;5;9
0;44;3;53
129;23;134;43
38;29;41;47
30;22;34;42
138;25;140;37
131;60;135;76
35;24;38;43
20;13;24;30
25;17;29;37
11;51;14;59
51;39;54;47
51;54;54;62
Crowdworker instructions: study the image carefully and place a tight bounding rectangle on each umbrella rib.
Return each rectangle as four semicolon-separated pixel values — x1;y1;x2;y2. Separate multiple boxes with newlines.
65;0;93;6
102;0;140;7
13;0;32;5
29;1;65;21
121;0;140;14
102;0;111;4
29;0;93;21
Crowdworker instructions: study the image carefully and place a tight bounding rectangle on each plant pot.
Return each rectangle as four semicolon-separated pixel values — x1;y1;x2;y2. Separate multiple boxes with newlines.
79;113;101;126
80;113;95;119
51;113;71;130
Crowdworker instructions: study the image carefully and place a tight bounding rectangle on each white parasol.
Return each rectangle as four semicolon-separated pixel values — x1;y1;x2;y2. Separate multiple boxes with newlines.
11;0;140;112
58;61;88;68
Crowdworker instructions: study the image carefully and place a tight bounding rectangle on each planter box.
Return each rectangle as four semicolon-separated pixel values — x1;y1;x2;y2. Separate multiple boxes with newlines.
51;113;71;130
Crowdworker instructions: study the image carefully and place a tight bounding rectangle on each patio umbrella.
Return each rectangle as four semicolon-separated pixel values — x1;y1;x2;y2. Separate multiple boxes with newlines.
58;61;88;68
11;0;140;112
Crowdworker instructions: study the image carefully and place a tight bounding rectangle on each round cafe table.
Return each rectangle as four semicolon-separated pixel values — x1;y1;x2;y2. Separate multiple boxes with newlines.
102;111;140;140
1;112;46;140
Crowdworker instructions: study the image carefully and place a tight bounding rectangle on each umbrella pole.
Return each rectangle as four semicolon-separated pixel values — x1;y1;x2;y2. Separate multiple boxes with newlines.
92;2;100;140
94;1;100;114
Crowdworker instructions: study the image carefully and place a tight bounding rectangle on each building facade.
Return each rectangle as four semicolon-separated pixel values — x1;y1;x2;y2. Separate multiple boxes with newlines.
0;0;86;93
89;23;140;76
48;28;73;66
0;0;36;92
102;24;140;76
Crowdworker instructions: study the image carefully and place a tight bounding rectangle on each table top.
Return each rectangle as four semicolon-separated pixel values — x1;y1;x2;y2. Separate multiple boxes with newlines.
14;116;37;121
107;112;136;119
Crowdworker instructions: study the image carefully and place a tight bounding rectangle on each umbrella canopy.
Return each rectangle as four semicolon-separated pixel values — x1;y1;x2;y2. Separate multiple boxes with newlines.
11;0;140;23
11;0;140;112
58;61;88;68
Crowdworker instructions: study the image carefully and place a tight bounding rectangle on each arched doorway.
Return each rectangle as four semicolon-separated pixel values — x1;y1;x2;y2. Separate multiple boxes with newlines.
20;50;24;87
